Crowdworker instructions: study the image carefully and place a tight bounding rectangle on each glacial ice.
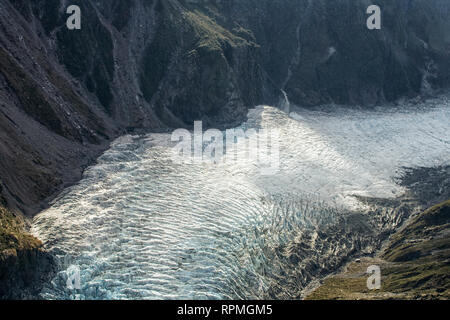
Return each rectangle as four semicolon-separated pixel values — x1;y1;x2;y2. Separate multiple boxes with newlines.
31;95;450;299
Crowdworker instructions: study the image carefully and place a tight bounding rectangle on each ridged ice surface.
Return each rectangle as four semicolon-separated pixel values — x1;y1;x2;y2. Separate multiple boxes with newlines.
32;96;450;299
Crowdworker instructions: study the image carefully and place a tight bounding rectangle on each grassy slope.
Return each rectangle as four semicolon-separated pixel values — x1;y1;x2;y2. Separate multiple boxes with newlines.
306;200;450;300
0;205;42;256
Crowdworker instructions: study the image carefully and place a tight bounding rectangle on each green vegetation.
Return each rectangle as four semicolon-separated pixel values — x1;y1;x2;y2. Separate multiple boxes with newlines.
384;200;450;262
307;200;450;300
0;206;42;255
0;205;55;299
183;10;251;52
140;2;259;123
305;260;375;300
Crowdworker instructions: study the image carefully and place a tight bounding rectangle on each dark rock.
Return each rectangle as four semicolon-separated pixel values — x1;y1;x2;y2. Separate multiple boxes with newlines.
0;247;56;299
0;0;449;214
0;206;56;299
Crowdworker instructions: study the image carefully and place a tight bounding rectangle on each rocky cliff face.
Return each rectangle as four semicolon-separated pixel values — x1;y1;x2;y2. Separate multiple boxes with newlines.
212;0;450;106
0;205;56;299
0;0;449;214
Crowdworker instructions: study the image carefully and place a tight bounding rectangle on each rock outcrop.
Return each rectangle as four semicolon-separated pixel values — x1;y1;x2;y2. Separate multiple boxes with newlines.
0;205;56;299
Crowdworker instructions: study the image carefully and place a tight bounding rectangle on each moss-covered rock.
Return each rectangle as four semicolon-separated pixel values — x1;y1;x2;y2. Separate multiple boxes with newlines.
0;206;41;252
139;1;272;128
0;206;55;299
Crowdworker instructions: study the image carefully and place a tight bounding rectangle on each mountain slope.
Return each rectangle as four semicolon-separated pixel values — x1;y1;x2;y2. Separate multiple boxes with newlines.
306;199;450;300
0;0;449;214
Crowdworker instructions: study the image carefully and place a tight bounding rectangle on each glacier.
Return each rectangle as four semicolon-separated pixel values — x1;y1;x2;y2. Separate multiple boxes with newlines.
31;95;450;299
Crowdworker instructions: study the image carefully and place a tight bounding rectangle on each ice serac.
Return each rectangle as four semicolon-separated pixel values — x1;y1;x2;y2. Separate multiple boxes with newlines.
0;0;450;213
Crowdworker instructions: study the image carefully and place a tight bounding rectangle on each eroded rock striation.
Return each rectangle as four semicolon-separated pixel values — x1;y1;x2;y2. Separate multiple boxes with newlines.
0;0;449;215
